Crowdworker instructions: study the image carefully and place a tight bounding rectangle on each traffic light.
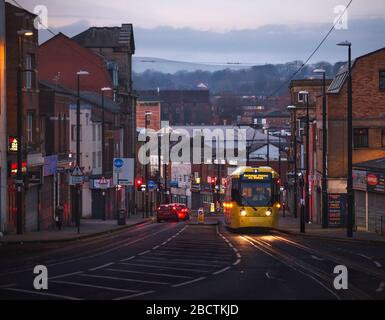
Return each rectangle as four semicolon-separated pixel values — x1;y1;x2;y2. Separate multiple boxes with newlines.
136;178;143;192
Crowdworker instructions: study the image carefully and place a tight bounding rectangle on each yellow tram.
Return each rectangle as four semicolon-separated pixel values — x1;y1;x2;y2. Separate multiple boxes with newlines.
223;167;281;230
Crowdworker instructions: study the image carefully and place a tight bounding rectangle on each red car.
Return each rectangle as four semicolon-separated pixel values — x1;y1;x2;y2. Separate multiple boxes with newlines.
157;204;190;223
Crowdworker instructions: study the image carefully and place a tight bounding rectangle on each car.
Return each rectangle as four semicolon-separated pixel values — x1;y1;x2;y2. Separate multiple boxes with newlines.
157;204;190;223
157;205;179;223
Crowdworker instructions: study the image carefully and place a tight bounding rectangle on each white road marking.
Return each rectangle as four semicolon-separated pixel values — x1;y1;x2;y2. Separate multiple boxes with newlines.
136;258;220;268
50;272;84;280
119;262;209;273
374;261;382;268
233;259;241;266
4;288;82;300
114;290;155;300
311;255;325;262
172;277;206;288
120;256;136;262
0;284;16;289
213;267;231;275
52;280;139;293
89;263;114;271
376;281;385;292
106;268;193;279
152;246;160;250
138;250;151;256
79;274;170;285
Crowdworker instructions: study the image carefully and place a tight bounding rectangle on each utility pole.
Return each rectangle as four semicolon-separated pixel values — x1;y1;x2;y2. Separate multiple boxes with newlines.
288;105;298;219
314;69;329;229
16;30;34;234
101;87;112;220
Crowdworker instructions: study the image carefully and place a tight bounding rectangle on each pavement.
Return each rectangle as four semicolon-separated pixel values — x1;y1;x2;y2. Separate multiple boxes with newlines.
0;216;155;245
277;214;385;243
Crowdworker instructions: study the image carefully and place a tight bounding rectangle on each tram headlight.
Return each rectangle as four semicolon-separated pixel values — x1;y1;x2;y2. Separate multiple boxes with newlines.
265;209;273;217
240;209;247;217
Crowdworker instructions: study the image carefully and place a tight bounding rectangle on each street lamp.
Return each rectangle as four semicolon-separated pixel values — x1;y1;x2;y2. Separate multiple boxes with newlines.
101;87;112;220
287;105;298;219
16;30;34;235
75;70;89;233
314;69;329;229
263;125;270;166
337;41;354;238
145;112;152;218
299;90;310;226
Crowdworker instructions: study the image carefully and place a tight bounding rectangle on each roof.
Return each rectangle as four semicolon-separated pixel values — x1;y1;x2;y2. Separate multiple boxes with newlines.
137;90;210;104
328;46;385;94
39;81;120;113
72;24;135;54
354;157;385;172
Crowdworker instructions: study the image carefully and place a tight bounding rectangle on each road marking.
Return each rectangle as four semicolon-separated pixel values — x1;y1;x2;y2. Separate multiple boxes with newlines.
119;262;209;273
106;268;193;279
138;250;151;256
311;255;325;262
120;256;136;262
172;277;206;288
50;271;84;280
136;258;220;268
233;259;241;266
0;284;16;289
213;267;231;275
52;280;139;293
376;281;385;292
4;287;82;300
152;246;160;250
89;263;114;271
374;261;382;268
79;274;170;285
114;290;155;300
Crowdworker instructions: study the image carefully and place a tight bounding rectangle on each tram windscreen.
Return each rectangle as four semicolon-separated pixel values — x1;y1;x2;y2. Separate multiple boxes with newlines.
240;181;273;207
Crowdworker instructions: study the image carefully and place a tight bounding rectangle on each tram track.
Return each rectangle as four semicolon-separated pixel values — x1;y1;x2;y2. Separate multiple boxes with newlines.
242;235;373;300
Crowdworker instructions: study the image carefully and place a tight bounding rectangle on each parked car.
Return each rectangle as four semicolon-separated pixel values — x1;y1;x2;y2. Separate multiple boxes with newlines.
175;204;190;221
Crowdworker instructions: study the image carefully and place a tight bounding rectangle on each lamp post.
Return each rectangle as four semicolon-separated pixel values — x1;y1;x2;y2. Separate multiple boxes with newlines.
101;87;112;221
75;70;89;233
145;112;152;218
314;69;329;229
337;41;354;238
16;30;34;235
264;125;270;166
300;91;310;225
287;105;298;219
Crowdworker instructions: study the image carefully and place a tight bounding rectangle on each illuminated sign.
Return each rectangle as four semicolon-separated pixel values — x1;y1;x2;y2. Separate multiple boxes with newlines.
8;136;18;152
11;162;27;176
242;173;272;181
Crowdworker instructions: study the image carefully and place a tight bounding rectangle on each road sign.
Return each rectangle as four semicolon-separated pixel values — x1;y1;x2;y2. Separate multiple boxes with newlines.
113;159;124;171
148;180;157;190
70;176;84;186
113;158;135;186
72;166;84;177
97;177;110;190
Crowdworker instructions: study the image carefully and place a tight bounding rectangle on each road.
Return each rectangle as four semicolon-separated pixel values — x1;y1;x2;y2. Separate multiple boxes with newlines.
0;218;385;300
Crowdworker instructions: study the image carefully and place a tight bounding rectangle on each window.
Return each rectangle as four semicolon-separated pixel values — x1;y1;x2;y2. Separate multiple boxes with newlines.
380;71;385;91
92;152;97;169
92;124;96;142
26;112;34;143
71;125;82;142
354;128;369;148
25;54;33;89
382;129;385;148
298;92;305;103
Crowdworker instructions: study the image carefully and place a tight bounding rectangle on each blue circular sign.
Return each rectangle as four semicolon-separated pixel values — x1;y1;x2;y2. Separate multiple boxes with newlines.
114;159;124;169
148;180;157;190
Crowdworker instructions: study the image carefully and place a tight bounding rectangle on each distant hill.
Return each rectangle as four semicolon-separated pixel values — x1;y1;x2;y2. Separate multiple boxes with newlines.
133;60;345;96
133;57;253;74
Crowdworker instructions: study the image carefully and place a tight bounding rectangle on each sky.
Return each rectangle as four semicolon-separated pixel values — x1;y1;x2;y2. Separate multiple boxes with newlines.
11;0;385;65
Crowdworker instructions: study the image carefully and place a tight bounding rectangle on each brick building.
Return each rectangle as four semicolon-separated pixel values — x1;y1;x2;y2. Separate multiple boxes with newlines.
138;90;212;126
0;0;5;232
136;93;161;131
312;47;385;228
72;25;137;214
5;2;46;233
